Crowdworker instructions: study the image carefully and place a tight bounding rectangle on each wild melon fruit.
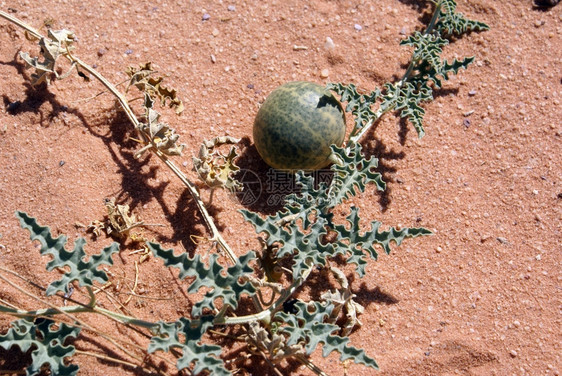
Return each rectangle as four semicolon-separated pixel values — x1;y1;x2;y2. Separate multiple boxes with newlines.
253;81;346;171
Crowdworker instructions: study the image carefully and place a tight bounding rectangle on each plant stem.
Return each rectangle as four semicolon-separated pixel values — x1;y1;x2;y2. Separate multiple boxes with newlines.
0;10;41;39
0;9;237;264
0;270;153;366
346;1;444;146
74;350;167;376
397;1;442;89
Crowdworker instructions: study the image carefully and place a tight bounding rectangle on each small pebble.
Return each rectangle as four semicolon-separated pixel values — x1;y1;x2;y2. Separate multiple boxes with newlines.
320;69;330;78
97;48;106;57
509;350;518;358
210;54;216;63
59;161;65;167
463;119;471;128
202;13;210;21
227;5;236;11
212;28;219;37
324;36;335;50
468;90;477;96
354;24;363;31
497;237;508;244
399;27;407;35
124;49;133;55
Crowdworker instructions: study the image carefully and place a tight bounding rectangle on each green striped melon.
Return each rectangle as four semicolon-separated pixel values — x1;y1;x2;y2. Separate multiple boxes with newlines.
253;81;346;171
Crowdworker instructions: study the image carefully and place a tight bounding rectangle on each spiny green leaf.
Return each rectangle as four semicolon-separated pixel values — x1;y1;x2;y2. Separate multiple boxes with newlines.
329;143;386;204
0;318;80;376
241;144;387;279
334;206;433;277
16;211;119;296
148;316;230;376
275;301;378;369
409;56;475;89
327;83;380;135
382;82;433;137
400;31;449;69
284;172;335;224
435;0;490;36
239;210;333;278
148;242;256;317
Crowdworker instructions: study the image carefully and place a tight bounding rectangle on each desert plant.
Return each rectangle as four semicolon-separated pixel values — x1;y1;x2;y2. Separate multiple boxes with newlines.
0;1;487;375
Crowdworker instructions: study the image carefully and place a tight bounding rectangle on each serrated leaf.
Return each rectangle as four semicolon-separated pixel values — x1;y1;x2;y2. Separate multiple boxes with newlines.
148;242;256;316
433;56;475;88
241;144;388;279
334;206;433;276
283;172;334;225
16;211;119;296
435;0;490;36
148;316;230;376
240;210;333;278
0;318;80;376
382;82;433;137
328;143;386;204
401;31;449;69
275;301;378;369
327;83;380;136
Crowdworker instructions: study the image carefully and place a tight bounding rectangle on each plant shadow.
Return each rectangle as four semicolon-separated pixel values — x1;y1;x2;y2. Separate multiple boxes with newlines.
86;103;209;255
1;51;86;127
3;52;207;254
357;121;406;212
0;346;32;374
74;332;165;376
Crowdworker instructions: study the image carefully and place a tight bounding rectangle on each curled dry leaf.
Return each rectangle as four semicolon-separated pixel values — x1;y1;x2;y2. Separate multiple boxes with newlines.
134;94;185;158
193;136;242;192
19;28;76;86
126;62;184;114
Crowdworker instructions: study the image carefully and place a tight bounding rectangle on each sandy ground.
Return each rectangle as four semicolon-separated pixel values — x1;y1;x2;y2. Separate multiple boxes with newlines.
0;0;560;375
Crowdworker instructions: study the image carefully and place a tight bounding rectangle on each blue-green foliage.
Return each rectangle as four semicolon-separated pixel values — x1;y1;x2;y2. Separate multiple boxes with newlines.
16;211;119;296
330;0;488;138
0;318;80;376
274;301;378;369
148;316;230;376
434;0;490;36
326;83;380;137
148;242;257;317
241;143;430;279
334;207;432;277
